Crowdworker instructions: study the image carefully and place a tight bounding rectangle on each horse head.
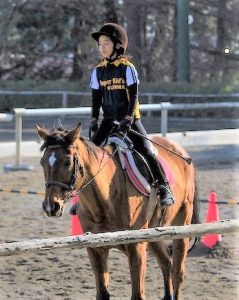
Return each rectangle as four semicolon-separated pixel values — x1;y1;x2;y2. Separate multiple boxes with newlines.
36;123;83;217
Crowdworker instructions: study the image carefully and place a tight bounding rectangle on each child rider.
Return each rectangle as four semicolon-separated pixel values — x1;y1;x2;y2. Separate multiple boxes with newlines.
89;23;175;207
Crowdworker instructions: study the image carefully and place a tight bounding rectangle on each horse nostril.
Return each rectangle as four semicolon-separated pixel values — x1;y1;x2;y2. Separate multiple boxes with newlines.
42;200;63;217
53;201;60;212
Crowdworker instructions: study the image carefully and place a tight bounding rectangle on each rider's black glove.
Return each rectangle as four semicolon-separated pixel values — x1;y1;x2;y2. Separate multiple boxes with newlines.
90;119;98;132
118;119;132;132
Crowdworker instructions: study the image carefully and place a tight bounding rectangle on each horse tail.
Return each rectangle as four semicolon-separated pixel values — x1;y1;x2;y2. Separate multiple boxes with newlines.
188;175;201;252
192;176;201;225
167;175;201;256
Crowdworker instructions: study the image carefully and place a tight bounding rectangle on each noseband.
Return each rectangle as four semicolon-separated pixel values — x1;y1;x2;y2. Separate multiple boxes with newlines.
44;144;84;202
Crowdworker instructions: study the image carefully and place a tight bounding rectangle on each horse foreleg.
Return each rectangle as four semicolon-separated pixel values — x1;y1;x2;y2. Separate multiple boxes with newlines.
126;242;147;300
87;247;110;300
172;238;189;300
148;241;173;300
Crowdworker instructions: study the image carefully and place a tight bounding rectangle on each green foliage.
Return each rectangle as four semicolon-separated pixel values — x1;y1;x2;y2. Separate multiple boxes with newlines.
0;0;239;86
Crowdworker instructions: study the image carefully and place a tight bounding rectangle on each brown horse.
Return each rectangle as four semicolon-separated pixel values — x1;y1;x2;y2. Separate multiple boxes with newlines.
36;123;199;300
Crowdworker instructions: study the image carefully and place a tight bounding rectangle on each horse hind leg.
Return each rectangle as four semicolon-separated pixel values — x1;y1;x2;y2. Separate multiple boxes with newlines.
148;241;173;300
87;247;110;300
126;242;147;300
172;238;189;300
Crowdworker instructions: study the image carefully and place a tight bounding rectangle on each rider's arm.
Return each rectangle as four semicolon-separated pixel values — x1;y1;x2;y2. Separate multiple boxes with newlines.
126;83;138;121
125;64;140;121
91;88;102;120
89;68;102;121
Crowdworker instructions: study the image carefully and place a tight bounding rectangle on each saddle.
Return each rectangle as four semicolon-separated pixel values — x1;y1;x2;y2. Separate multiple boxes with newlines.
108;134;175;197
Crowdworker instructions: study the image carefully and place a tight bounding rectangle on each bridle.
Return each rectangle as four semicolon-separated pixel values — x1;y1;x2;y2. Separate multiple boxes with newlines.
44;144;84;203
42;132;128;204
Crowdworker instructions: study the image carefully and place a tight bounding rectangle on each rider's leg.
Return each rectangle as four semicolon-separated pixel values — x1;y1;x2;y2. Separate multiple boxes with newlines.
91;119;113;146
129;120;175;207
144;153;175;207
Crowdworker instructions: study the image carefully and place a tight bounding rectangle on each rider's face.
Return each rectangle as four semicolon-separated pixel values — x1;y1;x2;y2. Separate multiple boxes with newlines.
98;35;114;59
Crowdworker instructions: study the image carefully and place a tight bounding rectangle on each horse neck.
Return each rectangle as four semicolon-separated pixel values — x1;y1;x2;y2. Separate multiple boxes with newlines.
76;138;105;168
75;138;117;187
75;139;120;221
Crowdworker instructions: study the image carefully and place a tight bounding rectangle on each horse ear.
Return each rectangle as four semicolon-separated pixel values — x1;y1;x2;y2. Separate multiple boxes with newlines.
67;122;81;144
35;124;49;141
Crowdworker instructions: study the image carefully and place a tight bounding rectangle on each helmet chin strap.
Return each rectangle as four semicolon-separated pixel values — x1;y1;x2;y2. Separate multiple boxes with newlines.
107;43;121;62
107;49;117;62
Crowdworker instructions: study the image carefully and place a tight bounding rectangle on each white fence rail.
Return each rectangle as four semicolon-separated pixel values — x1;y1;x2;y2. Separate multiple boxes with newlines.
2;101;238;168
0;219;238;256
0;113;14;122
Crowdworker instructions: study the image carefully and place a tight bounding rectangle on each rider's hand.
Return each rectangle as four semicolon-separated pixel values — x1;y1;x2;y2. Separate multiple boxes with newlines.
118;118;132;132
90;119;98;132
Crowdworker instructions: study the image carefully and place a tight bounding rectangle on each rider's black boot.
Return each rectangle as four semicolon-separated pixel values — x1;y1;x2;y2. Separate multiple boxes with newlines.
157;182;175;208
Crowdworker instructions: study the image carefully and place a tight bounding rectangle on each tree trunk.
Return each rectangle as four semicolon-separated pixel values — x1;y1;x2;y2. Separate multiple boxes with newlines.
124;0;142;75
104;0;118;23
214;0;227;79
70;13;83;80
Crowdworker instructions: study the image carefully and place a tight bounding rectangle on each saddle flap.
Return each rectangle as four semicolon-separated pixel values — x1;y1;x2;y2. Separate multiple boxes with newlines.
108;135;175;195
108;135;151;195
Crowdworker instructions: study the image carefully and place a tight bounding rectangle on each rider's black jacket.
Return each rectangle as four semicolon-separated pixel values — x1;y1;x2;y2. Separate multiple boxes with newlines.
89;57;141;121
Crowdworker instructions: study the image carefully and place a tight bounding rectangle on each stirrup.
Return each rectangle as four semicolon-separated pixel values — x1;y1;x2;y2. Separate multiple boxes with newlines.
157;184;175;208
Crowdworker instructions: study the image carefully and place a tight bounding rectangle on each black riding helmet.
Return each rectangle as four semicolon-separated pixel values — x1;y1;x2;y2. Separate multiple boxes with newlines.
91;23;128;55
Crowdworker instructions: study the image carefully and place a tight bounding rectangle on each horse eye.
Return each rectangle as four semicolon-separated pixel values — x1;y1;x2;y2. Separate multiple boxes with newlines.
64;159;72;167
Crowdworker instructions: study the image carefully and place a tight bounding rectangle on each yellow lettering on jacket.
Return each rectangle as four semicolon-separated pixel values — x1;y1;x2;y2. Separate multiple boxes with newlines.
107;85;125;90
100;77;125;89
100;79;112;87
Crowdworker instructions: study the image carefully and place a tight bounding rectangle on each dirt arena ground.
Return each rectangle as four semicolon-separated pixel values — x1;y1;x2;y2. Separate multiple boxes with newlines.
0;145;238;300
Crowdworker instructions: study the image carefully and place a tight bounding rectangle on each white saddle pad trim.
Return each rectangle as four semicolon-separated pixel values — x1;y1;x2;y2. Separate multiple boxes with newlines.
108;136;129;149
118;148;126;169
108;136;151;194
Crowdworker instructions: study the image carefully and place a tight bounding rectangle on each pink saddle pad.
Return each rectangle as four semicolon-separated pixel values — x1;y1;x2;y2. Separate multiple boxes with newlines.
121;151;175;196
157;155;175;187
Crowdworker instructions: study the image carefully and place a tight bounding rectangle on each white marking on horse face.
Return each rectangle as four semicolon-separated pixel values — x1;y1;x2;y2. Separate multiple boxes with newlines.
49;152;57;168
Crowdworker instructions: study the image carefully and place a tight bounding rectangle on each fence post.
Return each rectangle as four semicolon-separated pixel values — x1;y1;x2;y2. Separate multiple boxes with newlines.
62;92;68;108
15;110;22;165
4;108;33;172
161;102;171;136
147;94;153;117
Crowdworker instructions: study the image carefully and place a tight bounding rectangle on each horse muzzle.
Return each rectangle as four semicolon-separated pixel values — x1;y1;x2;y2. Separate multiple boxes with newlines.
42;198;65;217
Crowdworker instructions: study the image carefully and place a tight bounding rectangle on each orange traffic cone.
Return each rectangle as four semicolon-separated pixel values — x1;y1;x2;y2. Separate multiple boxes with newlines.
71;196;83;235
202;191;221;248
